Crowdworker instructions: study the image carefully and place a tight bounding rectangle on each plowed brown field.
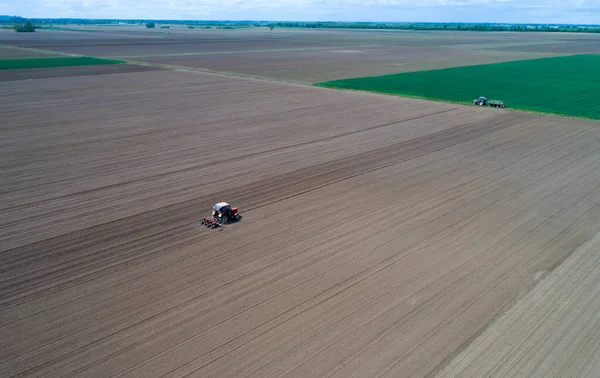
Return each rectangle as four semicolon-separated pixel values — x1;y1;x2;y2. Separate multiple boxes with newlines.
4;28;600;82
0;45;62;59
438;231;600;377
0;63;163;81
2;67;600;377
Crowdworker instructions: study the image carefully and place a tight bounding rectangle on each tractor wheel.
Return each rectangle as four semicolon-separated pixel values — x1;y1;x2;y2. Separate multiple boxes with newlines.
222;215;229;225
201;219;205;225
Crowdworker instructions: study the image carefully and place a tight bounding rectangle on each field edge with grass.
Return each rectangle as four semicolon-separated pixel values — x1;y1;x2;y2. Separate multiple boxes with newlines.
316;54;600;120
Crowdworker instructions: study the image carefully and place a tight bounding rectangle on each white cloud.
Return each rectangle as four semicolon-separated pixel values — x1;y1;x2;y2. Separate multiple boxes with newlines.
0;0;599;23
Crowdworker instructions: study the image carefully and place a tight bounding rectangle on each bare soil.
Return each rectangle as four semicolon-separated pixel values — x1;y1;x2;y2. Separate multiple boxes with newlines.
3;28;599;82
136;46;555;83
0;63;163;81
2;69;600;377
438;230;600;377
0;46;62;59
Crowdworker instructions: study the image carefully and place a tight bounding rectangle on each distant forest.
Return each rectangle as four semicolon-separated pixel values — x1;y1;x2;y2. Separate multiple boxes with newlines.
266;22;600;33
1;16;600;33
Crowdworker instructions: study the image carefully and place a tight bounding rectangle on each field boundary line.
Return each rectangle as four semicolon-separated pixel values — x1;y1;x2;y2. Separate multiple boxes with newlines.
0;44;81;58
0;43;312;84
5;43;599;122
315;54;600;122
123;59;310;85
434;229;600;377
314;85;600;123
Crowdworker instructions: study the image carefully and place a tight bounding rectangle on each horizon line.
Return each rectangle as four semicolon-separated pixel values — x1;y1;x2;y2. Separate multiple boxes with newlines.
2;16;600;27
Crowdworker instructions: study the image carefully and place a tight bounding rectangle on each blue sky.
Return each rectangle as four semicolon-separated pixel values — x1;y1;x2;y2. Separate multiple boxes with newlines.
1;0;599;24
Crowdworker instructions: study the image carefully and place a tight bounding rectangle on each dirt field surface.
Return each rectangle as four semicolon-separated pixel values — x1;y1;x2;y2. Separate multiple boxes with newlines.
3;68;600;377
136;46;550;84
0;63;163;81
3;28;599;82
437;230;600;377
0;45;62;59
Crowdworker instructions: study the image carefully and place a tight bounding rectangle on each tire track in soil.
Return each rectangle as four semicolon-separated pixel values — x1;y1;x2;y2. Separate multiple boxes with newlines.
0;113;521;306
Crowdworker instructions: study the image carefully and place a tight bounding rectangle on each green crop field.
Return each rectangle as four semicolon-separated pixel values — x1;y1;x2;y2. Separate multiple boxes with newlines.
317;54;600;120
0;57;124;70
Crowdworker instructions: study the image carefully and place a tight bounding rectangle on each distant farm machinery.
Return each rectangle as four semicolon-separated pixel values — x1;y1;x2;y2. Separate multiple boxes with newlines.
201;202;242;229
473;96;504;108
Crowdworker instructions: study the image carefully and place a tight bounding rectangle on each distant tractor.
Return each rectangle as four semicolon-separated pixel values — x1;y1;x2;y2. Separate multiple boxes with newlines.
473;96;504;108
201;202;242;228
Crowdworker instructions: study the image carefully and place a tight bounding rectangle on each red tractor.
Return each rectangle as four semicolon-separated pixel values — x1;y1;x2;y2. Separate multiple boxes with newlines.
201;202;241;228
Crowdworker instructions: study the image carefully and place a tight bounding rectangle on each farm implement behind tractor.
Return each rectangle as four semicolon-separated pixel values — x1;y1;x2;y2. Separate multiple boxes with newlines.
201;202;242;229
473;96;504;108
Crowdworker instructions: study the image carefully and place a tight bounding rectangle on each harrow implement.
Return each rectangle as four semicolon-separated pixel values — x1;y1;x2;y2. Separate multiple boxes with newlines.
200;202;242;230
201;216;221;228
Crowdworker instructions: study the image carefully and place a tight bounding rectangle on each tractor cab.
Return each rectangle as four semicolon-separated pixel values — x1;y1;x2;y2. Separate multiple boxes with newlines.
202;202;242;228
473;96;487;106
212;202;232;216
211;202;240;224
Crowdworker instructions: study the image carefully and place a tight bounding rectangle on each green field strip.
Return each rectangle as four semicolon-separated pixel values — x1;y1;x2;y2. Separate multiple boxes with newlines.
0;56;124;70
317;54;600;120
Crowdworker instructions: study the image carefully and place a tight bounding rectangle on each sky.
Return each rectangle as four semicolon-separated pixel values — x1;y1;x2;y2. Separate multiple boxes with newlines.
1;0;600;24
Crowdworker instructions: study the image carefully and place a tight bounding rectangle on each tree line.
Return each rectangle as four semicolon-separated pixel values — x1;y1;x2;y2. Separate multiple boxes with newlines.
2;16;600;34
263;22;600;33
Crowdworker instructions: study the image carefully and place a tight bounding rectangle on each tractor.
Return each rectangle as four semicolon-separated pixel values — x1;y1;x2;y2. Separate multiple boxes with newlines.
473;96;504;108
201;202;241;228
